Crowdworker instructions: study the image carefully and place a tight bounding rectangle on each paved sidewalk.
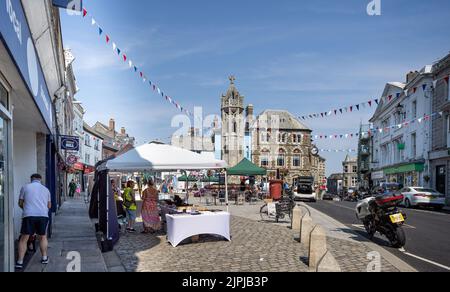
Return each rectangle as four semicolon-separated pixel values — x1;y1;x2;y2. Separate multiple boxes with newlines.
25;199;108;272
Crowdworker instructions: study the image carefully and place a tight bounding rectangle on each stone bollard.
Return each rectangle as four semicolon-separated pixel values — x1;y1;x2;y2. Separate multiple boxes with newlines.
300;214;314;250
317;251;341;272
308;225;327;271
291;205;303;232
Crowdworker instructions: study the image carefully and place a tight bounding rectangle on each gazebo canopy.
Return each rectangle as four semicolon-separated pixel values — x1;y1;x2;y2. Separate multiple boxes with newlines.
227;158;267;176
178;175;199;182
201;176;220;183
103;142;227;172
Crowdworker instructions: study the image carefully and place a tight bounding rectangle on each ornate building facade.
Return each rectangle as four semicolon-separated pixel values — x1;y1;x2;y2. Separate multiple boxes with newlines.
251;110;315;184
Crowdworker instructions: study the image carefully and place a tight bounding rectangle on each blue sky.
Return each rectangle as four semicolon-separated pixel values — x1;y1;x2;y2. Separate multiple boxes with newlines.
60;0;450;175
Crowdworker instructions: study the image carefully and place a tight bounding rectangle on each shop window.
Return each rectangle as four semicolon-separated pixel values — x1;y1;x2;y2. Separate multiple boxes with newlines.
0;82;8;109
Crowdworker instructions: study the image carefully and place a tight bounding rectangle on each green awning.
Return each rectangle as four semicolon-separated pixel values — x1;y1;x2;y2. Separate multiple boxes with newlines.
384;163;425;175
227;158;267;176
178;175;198;182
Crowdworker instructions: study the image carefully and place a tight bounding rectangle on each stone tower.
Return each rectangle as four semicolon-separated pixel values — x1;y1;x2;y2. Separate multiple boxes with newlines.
221;76;245;168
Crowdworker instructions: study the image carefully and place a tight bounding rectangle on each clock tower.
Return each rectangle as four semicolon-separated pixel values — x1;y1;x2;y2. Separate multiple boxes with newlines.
221;76;245;168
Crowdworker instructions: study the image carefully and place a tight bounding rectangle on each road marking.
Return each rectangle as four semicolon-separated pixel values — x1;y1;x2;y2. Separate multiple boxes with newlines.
403;224;416;229
401;208;448;216
398;249;450;271
323;201;355;211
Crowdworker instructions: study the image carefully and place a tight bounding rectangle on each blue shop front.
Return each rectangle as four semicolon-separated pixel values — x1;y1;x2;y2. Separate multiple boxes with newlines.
0;0;56;272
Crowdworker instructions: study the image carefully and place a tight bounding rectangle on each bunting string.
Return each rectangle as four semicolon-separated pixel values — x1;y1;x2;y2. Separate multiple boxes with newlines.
371;111;443;135
313;132;362;140
82;8;192;116
319;149;357;153
298;76;449;121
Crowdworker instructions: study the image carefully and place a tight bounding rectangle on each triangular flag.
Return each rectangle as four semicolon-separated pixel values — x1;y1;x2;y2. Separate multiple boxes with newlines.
153;85;156;91
350;106;353;112
396;93;401;98
356;105;360;111
422;84;427;91
106;35;110;43
388;95;392;101
129;61;133;68
413;87;417;94
123;54;127;62
368;101;372;107
112;43;117;51
134;66;138;72
404;90;408;96
83;8;87;17
375;99;379;105
339;109;343;114
334;110;337;115
117;48;121;55
91;18;96;25
99;27;103;35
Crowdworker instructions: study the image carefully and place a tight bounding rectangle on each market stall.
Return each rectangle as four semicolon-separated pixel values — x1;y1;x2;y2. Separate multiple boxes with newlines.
94;142;228;250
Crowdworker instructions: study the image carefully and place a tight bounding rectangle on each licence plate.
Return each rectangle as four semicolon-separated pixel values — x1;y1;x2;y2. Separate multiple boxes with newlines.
390;213;405;224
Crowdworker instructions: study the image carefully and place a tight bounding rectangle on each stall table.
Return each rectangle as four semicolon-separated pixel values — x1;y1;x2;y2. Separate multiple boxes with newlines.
166;211;231;247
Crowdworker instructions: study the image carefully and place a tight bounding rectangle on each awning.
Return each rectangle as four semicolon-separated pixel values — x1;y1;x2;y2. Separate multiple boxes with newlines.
227;158;267;176
384;163;425;175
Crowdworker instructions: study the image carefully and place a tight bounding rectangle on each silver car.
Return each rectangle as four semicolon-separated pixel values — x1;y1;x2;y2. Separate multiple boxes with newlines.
399;187;446;210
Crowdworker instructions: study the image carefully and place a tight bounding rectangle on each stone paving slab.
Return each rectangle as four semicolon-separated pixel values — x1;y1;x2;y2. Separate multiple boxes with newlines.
25;199;107;272
114;214;399;272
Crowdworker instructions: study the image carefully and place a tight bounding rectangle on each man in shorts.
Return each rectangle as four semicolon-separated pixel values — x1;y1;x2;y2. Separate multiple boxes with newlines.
16;174;52;270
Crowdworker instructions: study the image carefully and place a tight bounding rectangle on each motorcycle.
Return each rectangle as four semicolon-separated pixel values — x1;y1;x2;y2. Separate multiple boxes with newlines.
356;194;407;248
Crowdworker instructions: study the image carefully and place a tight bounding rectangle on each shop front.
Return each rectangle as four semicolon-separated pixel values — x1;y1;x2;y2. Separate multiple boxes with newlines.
1;0;56;271
383;162;425;187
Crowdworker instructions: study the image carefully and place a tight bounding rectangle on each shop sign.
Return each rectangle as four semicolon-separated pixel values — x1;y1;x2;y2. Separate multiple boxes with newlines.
371;170;385;180
52;0;83;11
60;135;80;151
66;155;78;165
73;162;84;171
0;0;54;133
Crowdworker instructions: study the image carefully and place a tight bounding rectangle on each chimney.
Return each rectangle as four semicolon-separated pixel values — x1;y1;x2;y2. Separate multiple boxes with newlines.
109;118;115;131
406;71;419;84
121;127;126;135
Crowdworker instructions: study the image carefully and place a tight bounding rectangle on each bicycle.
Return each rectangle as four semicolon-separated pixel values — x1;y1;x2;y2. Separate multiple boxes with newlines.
260;193;296;223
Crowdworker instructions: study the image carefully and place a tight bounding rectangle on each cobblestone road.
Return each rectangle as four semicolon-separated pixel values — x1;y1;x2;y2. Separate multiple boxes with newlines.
114;208;399;272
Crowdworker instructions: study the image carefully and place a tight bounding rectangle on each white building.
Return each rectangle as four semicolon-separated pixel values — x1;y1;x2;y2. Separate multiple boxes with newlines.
82;123;103;168
370;68;434;187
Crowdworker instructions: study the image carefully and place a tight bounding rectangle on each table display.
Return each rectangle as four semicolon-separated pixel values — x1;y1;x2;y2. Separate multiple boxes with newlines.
166;211;231;247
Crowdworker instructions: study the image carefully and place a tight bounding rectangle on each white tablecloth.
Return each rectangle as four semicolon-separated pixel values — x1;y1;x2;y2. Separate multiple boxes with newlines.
166;212;231;247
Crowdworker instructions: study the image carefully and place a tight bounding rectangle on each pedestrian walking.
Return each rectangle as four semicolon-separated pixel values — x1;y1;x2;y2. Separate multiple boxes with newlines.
123;181;137;232
16;174;52;270
68;179;76;198
141;179;161;234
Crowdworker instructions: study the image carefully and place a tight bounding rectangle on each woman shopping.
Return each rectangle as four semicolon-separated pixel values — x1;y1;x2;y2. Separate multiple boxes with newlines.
141;179;161;234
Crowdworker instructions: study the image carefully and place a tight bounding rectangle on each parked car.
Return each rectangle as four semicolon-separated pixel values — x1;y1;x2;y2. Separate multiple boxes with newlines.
293;183;317;202
398;187;446;210
371;183;403;196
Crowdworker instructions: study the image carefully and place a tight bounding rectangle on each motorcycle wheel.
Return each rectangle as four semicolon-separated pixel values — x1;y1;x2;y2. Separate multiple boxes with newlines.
388;225;406;248
363;220;376;240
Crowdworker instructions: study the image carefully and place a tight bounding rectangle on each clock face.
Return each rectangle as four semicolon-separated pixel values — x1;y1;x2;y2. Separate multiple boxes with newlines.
311;147;319;156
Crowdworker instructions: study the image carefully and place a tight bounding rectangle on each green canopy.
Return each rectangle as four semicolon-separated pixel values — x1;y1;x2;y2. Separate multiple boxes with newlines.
178;175;198;182
227;158;267;176
201;176;219;183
